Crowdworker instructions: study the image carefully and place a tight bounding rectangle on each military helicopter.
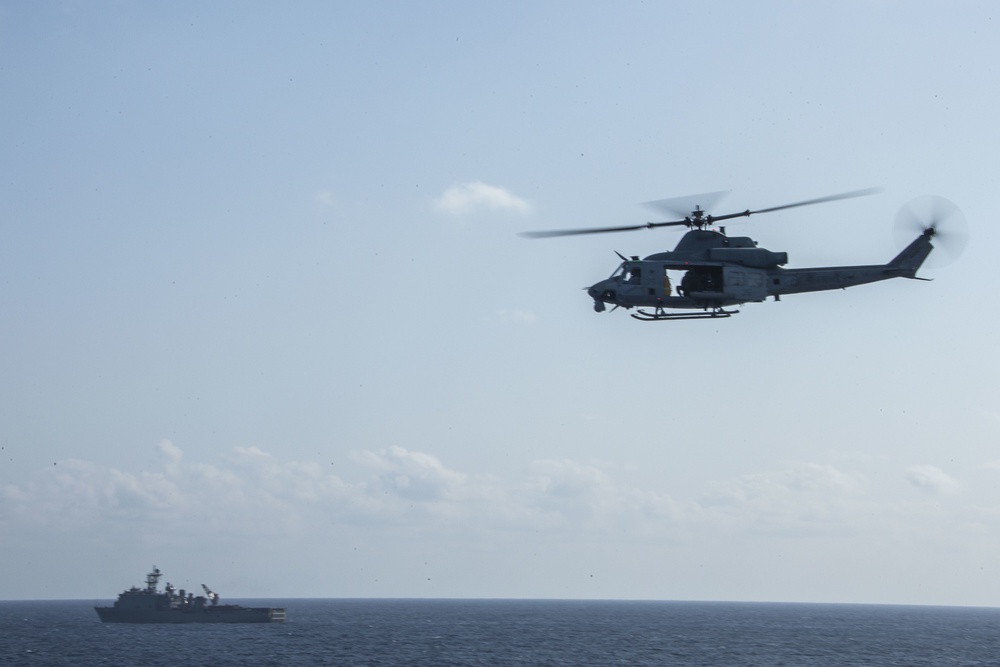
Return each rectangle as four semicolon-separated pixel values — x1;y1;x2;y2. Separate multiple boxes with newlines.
522;188;964;320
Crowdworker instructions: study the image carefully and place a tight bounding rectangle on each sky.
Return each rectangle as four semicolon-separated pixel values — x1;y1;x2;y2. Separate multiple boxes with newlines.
2;1;1000;605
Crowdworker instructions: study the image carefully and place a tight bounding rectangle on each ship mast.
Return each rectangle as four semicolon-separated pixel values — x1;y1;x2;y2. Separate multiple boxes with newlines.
145;567;162;594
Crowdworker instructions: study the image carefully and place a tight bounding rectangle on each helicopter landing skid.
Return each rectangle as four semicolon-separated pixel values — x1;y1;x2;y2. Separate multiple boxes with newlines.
631;307;739;321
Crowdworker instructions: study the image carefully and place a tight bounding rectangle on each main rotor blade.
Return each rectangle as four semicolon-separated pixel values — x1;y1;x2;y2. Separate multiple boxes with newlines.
519;187;882;238
642;190;729;218
713;187;884;222
519;220;687;238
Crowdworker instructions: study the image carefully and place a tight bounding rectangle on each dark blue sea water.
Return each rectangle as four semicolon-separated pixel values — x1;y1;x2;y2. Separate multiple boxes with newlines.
3;598;1000;666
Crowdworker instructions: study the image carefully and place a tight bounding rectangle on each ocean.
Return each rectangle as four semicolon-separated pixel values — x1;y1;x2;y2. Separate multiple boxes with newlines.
3;598;1000;666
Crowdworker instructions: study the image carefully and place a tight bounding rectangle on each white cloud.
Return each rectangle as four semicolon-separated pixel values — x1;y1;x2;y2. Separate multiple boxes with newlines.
434;181;531;216
5;447;1000;601
315;189;337;207
0;444;682;544
905;464;959;496
698;462;868;536
524;459;684;533
353;445;467;502
157;439;183;475
0;448;892;546
0;440;992;592
528;459;616;512
0;458;184;532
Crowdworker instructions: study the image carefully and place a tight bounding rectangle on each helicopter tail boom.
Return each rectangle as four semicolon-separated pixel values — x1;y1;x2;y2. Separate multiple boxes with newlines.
766;231;936;297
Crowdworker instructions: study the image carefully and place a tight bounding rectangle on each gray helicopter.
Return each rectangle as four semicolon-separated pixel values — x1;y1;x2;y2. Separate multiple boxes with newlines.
522;189;964;321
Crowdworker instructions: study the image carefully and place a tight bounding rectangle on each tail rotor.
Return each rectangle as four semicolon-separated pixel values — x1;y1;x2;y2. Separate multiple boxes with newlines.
893;195;968;268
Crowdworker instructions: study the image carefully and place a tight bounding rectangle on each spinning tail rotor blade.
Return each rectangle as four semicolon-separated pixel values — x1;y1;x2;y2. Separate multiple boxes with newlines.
893;195;968;267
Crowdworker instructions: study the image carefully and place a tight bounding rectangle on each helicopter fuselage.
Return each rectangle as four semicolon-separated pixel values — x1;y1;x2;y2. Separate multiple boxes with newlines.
587;229;934;316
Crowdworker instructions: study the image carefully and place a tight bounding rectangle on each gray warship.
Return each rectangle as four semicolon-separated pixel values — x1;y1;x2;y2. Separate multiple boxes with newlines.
94;567;286;623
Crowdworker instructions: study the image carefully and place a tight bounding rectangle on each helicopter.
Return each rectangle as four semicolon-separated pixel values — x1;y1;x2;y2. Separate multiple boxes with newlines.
522;188;964;321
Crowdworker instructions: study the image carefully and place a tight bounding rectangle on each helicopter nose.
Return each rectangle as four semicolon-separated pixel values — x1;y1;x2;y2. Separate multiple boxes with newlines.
587;281;616;307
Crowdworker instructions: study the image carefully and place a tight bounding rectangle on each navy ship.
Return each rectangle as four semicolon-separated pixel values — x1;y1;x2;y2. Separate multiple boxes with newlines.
94;567;286;623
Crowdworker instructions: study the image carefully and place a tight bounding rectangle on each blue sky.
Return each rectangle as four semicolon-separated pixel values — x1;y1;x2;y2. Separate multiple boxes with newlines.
2;1;1000;604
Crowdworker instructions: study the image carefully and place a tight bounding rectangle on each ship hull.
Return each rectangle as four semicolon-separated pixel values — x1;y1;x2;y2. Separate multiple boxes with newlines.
95;606;285;624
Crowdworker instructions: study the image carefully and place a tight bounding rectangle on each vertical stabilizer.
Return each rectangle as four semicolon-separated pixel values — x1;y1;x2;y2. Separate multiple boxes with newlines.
887;231;934;278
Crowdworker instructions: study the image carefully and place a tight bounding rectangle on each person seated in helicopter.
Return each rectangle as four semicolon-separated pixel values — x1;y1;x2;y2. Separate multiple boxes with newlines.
679;270;698;294
680;268;721;294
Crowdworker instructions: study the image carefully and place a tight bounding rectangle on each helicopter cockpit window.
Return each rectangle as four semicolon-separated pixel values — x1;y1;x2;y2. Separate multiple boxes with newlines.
611;264;641;284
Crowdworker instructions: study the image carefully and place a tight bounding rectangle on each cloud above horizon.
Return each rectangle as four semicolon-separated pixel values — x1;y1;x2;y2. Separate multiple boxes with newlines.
5;443;1000;601
315;189;337;207
905;464;960;496
3;442;977;549
433;181;531;216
